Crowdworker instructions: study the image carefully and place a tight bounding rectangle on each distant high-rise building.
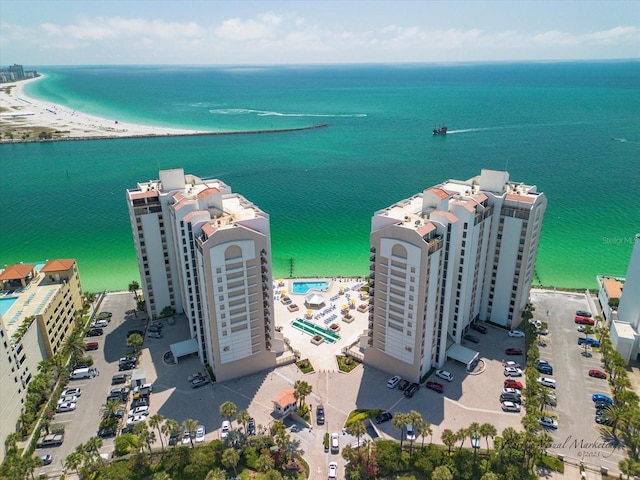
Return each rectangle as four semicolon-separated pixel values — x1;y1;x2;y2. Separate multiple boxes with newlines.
364;169;547;382
127;169;277;381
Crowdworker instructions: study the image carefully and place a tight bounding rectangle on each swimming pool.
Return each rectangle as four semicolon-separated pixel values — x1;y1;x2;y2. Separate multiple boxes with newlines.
0;296;18;316
292;281;329;294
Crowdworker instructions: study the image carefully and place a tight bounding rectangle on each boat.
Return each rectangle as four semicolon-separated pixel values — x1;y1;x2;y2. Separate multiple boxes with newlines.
432;126;448;135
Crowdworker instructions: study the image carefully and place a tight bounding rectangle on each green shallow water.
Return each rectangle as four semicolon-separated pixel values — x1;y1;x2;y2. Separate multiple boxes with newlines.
1;62;638;292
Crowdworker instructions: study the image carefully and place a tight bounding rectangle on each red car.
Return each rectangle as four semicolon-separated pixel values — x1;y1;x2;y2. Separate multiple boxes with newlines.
425;381;444;393
85;342;99;351
504;379;523;389
505;348;523;356
589;369;607;379
575;316;595;325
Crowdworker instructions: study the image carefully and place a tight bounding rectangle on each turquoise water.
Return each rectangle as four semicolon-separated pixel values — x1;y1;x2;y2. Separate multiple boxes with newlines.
292;281;329;294
0;297;18;316
1;62;638;292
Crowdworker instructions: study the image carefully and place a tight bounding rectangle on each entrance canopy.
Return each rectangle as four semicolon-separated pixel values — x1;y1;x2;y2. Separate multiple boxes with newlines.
170;338;199;360
446;343;479;371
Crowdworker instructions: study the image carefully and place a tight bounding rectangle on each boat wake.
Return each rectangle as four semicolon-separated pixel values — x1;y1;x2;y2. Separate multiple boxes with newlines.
446;127;495;134
209;108;366;118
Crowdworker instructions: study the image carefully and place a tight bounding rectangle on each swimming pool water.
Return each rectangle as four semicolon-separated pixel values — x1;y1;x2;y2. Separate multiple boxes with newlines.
0;296;18;316
292;281;329;294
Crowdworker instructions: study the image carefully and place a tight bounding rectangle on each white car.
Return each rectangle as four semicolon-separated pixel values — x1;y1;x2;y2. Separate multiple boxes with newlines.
330;433;340;453
195;425;205;443
435;370;453;382
539;416;558;429
537;377;557;388
133;383;153;394
126;415;146;425
132;406;149;416
182;431;191;444
508;330;525;337
328;461;338;479
406;423;416;441
504;361;520;369
501;401;521;412
147;331;163;339
91;319;109;328
221;420;230;438
504;367;524;377
61;387;81;397
387;375;402;389
56;402;76;413
502;387;521;396
58;395;78;404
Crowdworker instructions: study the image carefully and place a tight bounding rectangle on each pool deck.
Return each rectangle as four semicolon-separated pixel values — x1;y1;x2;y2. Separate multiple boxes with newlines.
274;277;370;372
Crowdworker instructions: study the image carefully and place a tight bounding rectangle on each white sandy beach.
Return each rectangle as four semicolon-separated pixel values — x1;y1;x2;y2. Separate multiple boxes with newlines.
0;76;204;142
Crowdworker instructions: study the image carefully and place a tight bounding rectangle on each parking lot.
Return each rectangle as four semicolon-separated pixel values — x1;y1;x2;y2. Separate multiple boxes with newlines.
530;289;626;474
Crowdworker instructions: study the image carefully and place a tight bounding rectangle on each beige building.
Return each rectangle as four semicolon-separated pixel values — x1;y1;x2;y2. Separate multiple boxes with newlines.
0;259;84;462
127;169;278;382
364;169;546;382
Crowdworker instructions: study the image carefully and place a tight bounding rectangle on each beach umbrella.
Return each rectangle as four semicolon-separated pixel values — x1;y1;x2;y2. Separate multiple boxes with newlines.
304;293;325;309
281;290;287;295
342;304;349;310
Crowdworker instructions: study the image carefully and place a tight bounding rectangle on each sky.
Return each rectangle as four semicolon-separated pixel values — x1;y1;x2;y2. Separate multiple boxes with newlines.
1;0;639;66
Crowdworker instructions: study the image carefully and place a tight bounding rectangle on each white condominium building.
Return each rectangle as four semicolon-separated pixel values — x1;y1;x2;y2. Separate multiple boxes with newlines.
364;169;546;382
127;169;277;382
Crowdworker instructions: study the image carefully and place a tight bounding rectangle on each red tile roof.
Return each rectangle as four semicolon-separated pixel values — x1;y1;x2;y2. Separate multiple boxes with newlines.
129;190;159;200
41;259;75;272
197;187;220;199
505;193;535;204
273;389;296;408
427;187;450;199
0;263;36;280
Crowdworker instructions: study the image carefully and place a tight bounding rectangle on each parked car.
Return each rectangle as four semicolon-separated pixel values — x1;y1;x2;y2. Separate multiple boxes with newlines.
471;323;488;334
539;417;558;429
61;387;81;397
504;379;523;389
405;423;416;441
58;395;78;404
387;375;402;389
148;324;163;333
147;331;163;339
425;381;444;393
330;433;340;453
131;397;149;409
595;413;613;425
436;370;453;382
168;432;180;446
39;454;53;465
126;414;146;425
502;387;521;396
535;359;550;366
505;348;523;356
398;379;410;391
374;412;393;424
85;342;99;351
37;434;64;448
501;401;521;412
97;426;116;438
578;337;600;347
404;382;420;397
56;402;76;413
574;316;595;325
247;418;256;435
504;361;520;369
328;461;338;480
187;372;206;382
182;431;191;444
86;328;104;337
132;406;150;416
589;369;607;379
119;362;136;371
111;374;129;385
195;425;205;443
501;392;521;403
504;367;523;377
91;319;108;328
191;377;210;388
221;420;230;438
536;364;553;375
508;330;525;337
576;310;592;318
463;334;480;344
537;377;557;389
316;405;325;425
133;383;153;395
591;394;613;404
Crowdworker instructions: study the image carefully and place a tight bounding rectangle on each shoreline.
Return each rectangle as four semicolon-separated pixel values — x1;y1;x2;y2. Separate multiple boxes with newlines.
0;76;328;143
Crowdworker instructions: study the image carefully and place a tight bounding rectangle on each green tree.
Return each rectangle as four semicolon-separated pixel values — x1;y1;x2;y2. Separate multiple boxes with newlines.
479;423;497;455
455;427;468;451
441;428;456;455
149;414;165;451
4;432;19;456
619;458;640;480
127;333;144;353
182;418;198;448
221;448;240;475
65;451;83;476
63;333;87;365
293;379;312;408
255;452;275;473
432;464;454;480
100;398;122;420
418;420;433;447
129;281;140;300
236;409;251;433
162;418;180;447
391;412;409;449
347;420;366;447
205;468;226;480
219;401;237;425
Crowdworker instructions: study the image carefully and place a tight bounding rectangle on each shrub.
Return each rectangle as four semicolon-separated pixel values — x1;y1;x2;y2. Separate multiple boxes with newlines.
536;453;564;473
296;359;314;374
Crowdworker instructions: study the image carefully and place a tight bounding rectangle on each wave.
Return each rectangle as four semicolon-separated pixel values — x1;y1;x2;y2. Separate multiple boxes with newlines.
208;108;366;118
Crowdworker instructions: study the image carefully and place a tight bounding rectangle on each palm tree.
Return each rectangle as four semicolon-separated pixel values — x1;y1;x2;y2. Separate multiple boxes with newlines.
619;458;640;480
432;465;454;480
4;432;19;455
205;469;226;480
221;447;240;475
293;380;312;408
601;405;626;436
24;455;41;480
162;418;180;447
182;418;198;448
256;452;275;473
418;421;432;447
455;427;468;451
237;409;251;433
127;333;144;354
100;399;122;420
391;412;409;449
129;281;140;300
63;333;86;364
149;414;165;451
441;428;456;455
346;420;366;447
479;423;497;455
219;401;237;425
84;436;103;457
64;451;83;476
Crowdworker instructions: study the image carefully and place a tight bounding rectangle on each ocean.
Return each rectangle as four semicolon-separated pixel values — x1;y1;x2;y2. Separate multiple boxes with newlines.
1;62;638;292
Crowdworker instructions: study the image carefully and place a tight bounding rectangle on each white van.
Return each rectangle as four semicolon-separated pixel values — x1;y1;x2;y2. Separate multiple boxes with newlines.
70;368;92;379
